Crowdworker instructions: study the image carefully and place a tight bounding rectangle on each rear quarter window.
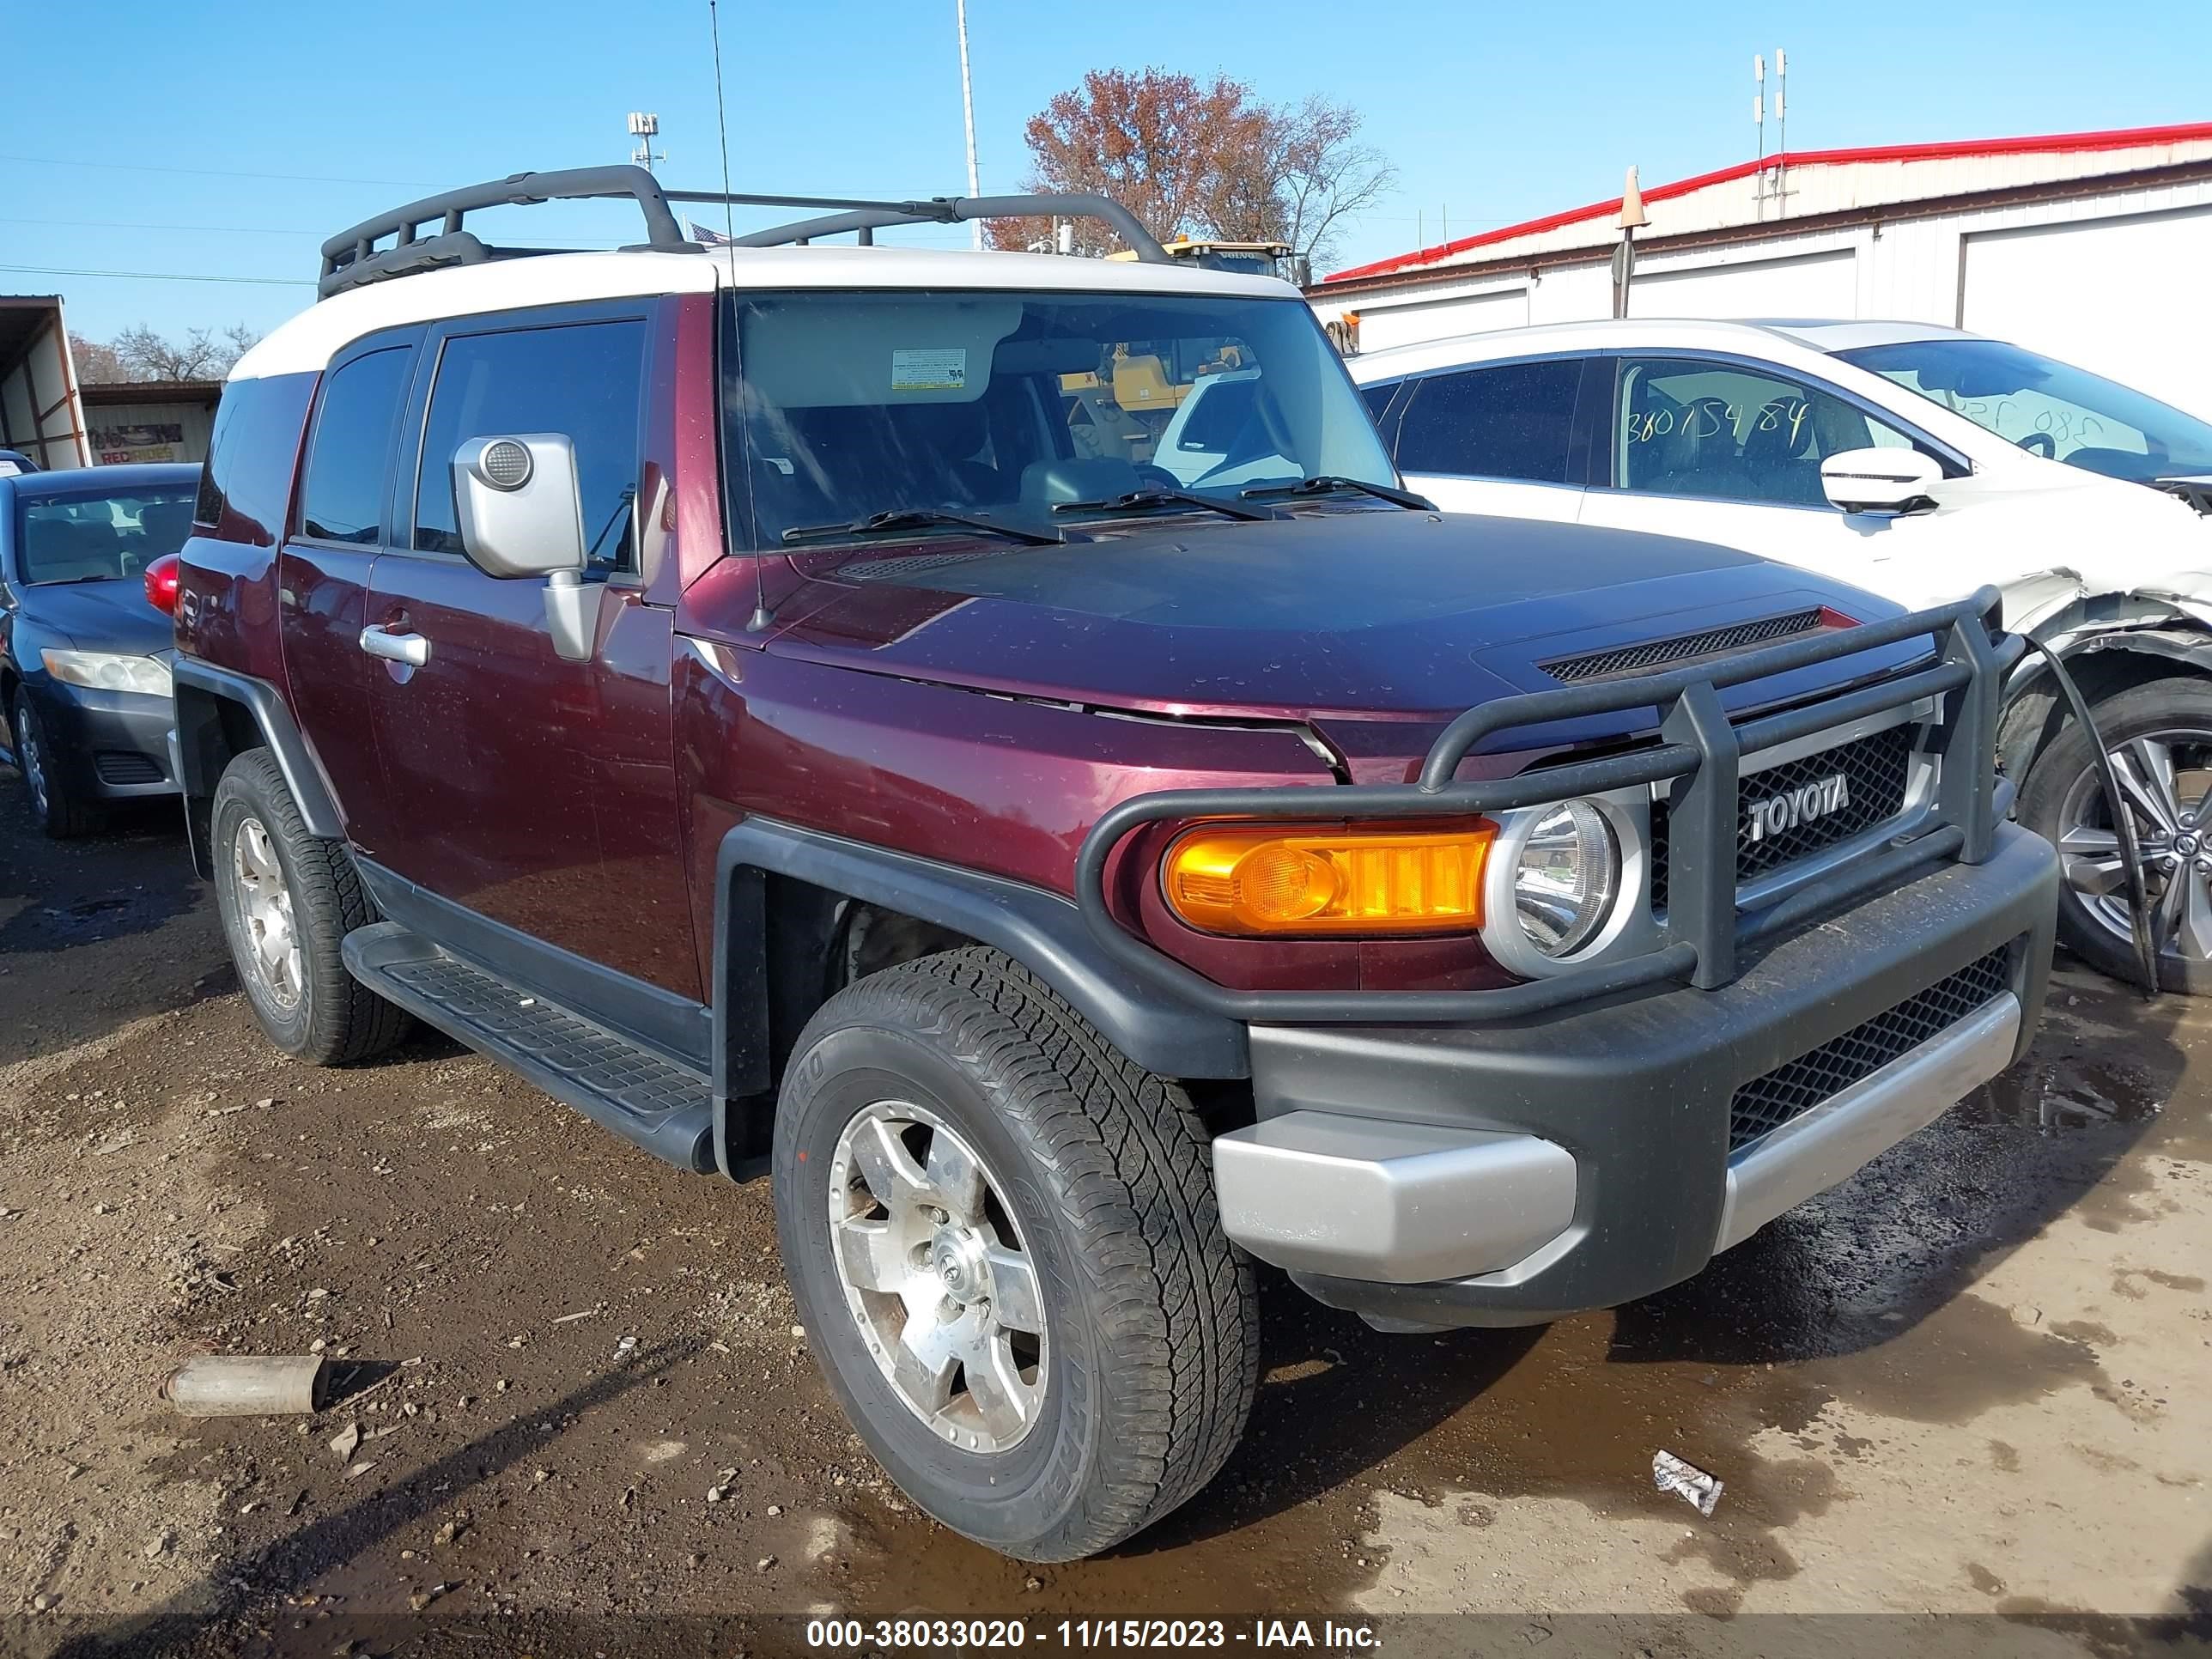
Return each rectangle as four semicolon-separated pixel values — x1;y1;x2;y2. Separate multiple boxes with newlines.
189;373;319;547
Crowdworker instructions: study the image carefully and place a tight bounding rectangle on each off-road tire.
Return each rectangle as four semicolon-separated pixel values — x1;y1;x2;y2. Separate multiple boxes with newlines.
772;946;1258;1561
11;687;100;839
2020;674;2212;995
210;749;410;1062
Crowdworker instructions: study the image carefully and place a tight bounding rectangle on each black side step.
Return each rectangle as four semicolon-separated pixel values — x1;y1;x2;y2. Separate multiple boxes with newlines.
343;921;716;1173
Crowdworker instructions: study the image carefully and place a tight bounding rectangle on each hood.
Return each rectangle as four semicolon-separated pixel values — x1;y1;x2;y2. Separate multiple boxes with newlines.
764;509;1927;752
16;577;173;655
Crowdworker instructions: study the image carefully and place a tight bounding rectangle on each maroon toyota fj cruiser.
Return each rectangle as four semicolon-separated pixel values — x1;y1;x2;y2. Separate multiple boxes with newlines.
167;168;2058;1561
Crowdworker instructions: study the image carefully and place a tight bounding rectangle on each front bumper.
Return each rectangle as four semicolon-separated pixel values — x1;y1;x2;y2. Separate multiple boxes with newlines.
37;681;177;800
1214;820;2057;1329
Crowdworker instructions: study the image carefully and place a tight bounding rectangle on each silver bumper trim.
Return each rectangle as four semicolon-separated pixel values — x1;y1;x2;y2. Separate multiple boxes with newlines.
1716;990;2021;1251
1212;1111;1577;1284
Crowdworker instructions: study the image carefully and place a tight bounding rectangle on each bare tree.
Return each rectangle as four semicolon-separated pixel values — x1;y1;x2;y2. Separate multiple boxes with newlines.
107;322;262;382
988;70;1394;272
68;331;128;384
1267;95;1397;273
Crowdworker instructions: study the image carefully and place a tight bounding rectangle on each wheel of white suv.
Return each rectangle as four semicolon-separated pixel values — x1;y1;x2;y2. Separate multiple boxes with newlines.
772;946;1258;1562
210;750;410;1062
2021;675;2212;995
11;687;98;839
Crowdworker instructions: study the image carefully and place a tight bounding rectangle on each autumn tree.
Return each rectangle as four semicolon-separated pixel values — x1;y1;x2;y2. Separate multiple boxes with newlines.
69;332;127;384
988;68;1395;271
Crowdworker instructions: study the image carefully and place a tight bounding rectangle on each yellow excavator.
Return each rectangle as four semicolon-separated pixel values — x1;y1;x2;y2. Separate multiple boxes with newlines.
1104;238;1307;283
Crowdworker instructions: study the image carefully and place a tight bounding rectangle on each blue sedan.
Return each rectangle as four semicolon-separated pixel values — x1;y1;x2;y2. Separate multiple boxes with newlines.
1;463;199;836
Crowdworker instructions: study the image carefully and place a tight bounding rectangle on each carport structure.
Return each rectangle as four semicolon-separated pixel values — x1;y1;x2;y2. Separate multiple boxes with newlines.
0;295;90;471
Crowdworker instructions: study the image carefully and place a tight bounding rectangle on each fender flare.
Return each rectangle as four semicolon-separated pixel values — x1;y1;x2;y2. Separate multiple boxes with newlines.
1998;624;2212;781
172;659;344;841
710;817;1250;1170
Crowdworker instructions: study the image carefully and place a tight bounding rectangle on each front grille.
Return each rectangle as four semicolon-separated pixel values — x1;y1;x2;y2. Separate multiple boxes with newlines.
1728;945;2013;1152
1541;609;1827;684
94;751;166;786
1650;722;1916;912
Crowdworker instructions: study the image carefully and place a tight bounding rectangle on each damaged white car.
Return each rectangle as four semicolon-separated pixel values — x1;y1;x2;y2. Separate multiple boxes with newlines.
1349;319;2212;991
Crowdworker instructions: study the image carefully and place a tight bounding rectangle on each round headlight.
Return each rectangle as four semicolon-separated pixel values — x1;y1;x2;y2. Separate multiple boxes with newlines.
1512;799;1622;957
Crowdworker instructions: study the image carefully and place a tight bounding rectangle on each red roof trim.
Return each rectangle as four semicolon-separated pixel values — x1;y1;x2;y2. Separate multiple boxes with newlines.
1323;119;2212;283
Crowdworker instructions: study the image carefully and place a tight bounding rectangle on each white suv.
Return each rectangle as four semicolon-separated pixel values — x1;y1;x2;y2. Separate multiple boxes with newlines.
1350;319;2212;993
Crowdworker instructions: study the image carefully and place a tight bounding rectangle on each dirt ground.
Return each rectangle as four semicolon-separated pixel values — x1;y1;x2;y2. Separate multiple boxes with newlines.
1;790;2207;1659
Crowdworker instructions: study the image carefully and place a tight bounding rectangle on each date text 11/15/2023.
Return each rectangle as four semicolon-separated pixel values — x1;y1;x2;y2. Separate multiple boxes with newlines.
805;1618;1382;1649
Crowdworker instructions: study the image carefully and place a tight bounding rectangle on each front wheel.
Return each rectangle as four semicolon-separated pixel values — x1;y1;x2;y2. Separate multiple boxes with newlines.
2020;675;2212;994
772;948;1257;1561
11;688;98;838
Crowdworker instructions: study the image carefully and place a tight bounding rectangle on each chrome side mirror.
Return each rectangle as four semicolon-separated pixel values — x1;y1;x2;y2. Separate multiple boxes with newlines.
1820;447;1943;515
451;435;588;578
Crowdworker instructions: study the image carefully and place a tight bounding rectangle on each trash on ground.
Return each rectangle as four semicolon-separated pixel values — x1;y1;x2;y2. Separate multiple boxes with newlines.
327;1423;362;1462
1652;1449;1723;1516
162;1354;327;1417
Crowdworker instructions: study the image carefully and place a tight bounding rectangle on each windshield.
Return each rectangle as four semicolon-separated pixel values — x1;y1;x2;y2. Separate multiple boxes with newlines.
722;289;1395;547
1838;337;2212;484
15;484;198;584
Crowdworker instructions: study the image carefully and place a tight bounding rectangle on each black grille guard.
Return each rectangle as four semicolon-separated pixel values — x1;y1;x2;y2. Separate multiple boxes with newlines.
1073;586;2019;1024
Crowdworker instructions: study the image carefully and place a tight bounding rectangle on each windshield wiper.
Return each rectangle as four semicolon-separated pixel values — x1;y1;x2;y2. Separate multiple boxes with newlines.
1051;488;1279;523
781;507;1063;547
1239;475;1434;511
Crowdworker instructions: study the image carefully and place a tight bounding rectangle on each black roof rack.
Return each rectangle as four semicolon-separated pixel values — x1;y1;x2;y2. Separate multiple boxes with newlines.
318;165;1171;299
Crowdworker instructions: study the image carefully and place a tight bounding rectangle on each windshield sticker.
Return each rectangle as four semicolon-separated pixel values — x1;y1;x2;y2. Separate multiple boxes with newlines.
891;348;968;392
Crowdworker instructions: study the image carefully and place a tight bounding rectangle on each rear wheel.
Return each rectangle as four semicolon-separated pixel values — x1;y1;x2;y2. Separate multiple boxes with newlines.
2021;676;2212;994
210;750;410;1062
772;947;1257;1561
11;688;99;839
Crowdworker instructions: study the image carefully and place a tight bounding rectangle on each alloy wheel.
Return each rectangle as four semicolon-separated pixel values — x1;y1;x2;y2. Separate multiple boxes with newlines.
231;816;305;1009
2057;730;2212;964
827;1100;1048;1453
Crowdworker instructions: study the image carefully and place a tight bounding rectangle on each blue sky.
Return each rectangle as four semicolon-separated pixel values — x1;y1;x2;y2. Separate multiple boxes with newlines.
4;0;2208;348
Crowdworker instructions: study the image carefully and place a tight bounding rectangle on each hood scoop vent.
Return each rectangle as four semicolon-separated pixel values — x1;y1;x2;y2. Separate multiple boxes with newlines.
1541;608;1832;684
839;550;1008;584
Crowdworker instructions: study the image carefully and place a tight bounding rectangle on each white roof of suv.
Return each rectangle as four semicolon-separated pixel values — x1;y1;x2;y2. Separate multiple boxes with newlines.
234;243;1294;382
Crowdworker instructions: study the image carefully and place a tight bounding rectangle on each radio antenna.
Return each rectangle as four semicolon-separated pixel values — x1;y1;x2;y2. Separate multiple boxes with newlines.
708;0;773;633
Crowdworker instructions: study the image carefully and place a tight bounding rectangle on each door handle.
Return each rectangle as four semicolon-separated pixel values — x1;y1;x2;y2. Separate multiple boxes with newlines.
358;626;429;667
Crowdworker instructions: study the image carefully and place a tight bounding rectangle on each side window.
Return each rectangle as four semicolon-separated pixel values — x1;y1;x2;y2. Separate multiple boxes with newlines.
1613;356;1922;508
413;319;646;572
299;345;413;544
1358;380;1399;421
1394;360;1581;483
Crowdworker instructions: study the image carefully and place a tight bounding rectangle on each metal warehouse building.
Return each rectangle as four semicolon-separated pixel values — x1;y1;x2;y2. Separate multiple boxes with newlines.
1310;121;2212;420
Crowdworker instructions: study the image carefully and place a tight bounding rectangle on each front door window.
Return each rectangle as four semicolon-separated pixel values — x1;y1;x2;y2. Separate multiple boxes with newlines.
1613;357;1923;508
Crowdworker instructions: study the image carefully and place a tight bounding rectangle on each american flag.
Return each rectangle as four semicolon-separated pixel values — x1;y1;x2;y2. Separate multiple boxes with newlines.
689;220;738;246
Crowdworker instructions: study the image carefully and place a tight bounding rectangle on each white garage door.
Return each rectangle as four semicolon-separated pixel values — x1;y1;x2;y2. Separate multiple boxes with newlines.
1358;285;1530;352
1628;248;1858;321
1962;206;2212;422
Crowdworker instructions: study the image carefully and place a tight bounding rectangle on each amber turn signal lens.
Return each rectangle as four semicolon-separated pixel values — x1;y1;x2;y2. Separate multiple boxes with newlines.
1162;823;1496;937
